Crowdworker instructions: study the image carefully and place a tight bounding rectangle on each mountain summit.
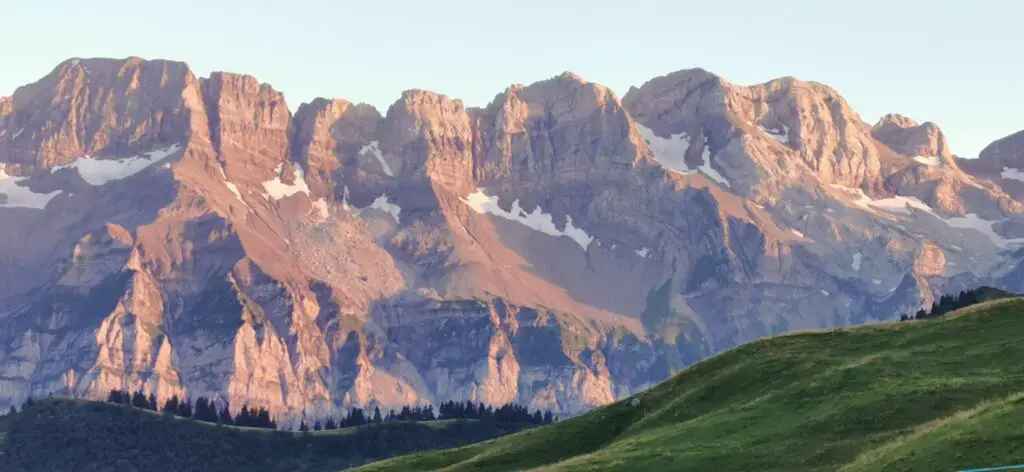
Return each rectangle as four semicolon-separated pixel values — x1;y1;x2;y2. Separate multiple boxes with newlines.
1;57;1024;419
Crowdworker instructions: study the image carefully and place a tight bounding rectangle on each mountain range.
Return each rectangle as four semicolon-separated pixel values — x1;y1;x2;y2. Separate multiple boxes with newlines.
2;56;1024;420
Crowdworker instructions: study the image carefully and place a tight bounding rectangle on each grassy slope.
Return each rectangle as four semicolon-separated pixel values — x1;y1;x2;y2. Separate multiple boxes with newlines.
0;399;533;472
356;298;1024;472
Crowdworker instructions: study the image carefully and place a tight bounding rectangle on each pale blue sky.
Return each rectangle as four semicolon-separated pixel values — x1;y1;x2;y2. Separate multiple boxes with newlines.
1;0;1019;156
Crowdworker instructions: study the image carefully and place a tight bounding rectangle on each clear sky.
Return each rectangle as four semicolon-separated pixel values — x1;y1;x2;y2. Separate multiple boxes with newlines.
1;0;1019;157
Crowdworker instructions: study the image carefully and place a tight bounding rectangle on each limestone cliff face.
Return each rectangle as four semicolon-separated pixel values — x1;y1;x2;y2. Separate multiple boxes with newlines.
872;113;953;164
961;129;1024;207
623;71;884;199
2;57;1024;420
979;129;1024;168
472;72;646;186
0;58;198;172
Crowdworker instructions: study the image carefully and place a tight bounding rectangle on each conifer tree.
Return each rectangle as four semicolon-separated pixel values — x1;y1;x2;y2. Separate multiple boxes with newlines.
219;401;234;425
257;408;274;429
162;395;180;414
177;398;193;418
132;391;149;409
235;406;250;427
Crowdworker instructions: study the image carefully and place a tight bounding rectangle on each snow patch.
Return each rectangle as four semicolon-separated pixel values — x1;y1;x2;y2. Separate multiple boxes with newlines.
0;164;62;209
852;252;862;271
344;189;402;224
1001;167;1024;182
11;129;24;140
635;124;692;174
697;141;730;186
0;129;6;139
463;189;593;250
946;213;1024;248
835;186;1024;247
635;124;729;186
225;182;245;204
832;185;933;216
913;156;941;166
52;144;181;186
820;289;830;296
635;247;650;258
866;195;934;215
359;141;393;177
341;186;353;210
873;279;882;285
368;194;401;223
263;163;311;200
758;124;789;144
216;164;248;208
791;229;804;238
70;59;80;66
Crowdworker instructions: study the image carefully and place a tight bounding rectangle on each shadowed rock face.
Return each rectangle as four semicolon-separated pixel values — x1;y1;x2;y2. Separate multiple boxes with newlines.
1;56;1024;420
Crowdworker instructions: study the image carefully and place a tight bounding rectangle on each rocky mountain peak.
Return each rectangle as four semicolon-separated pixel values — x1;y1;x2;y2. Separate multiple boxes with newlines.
386;89;467;129
556;70;588;84
874;113;919;129
979;129;1024;167
0;57;199;171
872;113;953;165
376;89;473;193
291;97;384;198
201;71;292;180
470;71;644;189
623;69;885;198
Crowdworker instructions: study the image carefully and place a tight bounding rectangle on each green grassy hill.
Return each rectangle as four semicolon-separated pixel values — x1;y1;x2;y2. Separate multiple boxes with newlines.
356;296;1024;472
0;398;533;472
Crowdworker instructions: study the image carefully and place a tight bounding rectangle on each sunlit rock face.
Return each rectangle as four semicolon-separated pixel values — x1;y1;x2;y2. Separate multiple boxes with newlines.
2;57;1024;419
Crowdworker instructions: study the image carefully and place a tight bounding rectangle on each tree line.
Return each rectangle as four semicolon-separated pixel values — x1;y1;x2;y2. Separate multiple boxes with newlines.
98;389;555;433
105;389;277;429
898;286;1008;322
295;400;556;432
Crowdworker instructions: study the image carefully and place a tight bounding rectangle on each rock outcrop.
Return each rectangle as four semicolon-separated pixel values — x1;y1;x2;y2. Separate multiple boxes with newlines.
872;113;954;165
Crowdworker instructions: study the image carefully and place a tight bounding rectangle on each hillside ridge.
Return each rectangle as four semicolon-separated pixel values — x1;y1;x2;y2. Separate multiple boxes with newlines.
355;295;1024;471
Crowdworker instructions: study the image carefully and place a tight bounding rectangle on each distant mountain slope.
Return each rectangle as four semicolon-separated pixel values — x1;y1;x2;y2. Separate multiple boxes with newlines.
3;56;1024;420
356;292;1024;472
0;398;533;472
